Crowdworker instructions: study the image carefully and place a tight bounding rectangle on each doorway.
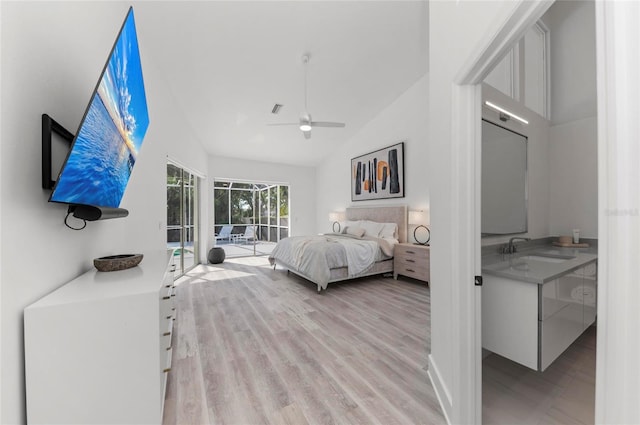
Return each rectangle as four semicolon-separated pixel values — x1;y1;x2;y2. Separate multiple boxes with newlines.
429;1;637;424
167;162;200;277
479;2;598;423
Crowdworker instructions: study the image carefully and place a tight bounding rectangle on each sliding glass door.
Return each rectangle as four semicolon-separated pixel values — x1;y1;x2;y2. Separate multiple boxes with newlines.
167;163;199;277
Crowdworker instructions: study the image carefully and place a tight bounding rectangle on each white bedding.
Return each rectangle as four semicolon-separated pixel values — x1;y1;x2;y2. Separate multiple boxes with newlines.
269;233;395;290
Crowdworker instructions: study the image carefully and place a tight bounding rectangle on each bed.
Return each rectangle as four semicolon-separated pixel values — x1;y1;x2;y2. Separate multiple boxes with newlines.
269;205;407;292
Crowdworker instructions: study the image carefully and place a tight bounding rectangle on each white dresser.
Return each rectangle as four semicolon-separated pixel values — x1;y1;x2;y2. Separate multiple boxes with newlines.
24;251;176;424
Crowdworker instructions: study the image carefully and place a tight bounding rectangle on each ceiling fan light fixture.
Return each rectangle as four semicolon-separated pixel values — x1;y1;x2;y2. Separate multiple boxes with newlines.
300;123;312;132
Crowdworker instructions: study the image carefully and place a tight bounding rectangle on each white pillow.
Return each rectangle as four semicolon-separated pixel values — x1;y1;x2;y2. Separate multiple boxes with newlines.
345;226;366;238
342;220;360;233
359;220;384;238
379;222;398;239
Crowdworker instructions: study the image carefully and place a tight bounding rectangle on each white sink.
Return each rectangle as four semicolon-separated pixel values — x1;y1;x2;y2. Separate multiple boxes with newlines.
519;254;574;263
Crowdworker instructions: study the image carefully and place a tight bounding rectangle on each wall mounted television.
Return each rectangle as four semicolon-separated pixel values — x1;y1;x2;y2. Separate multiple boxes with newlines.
48;7;149;218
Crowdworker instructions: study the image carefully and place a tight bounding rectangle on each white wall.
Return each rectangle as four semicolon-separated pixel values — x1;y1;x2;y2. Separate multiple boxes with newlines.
546;0;597;126
207;156;316;249
546;0;597;240
548;116;598;238
316;75;429;241
0;3;208;423
429;1;525;422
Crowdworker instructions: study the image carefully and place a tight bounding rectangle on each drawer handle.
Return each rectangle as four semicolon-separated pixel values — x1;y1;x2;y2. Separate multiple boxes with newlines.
166;346;172;351
166;315;172;319
406;250;416;254
163;332;171;336
165;284;172;288
406;259;415;263
163;368;171;374
407;269;415;273
162;296;171;300
171;294;176;297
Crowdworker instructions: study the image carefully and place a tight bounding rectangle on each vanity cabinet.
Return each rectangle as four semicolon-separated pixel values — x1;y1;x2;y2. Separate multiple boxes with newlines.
540;262;597;370
24;251;176;424
482;260;597;371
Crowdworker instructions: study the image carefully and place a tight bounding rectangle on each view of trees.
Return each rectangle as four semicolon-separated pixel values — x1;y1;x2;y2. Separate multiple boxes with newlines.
214;181;289;242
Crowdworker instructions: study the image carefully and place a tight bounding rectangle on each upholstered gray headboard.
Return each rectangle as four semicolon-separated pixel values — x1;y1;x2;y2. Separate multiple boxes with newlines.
345;205;408;243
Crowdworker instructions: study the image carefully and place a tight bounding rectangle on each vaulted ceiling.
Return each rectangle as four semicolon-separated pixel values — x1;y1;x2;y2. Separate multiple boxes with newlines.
134;1;428;166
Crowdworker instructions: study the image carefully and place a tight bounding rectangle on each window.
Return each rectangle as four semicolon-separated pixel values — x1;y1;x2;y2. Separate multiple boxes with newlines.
213;180;289;257
167;163;199;277
484;20;549;120
484;48;519;100
524;22;550;119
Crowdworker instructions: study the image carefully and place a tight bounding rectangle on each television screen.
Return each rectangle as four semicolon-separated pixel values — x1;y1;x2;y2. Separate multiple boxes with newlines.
50;7;149;209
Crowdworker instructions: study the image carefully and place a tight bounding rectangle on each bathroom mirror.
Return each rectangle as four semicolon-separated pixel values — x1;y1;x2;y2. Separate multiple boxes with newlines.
482;119;528;235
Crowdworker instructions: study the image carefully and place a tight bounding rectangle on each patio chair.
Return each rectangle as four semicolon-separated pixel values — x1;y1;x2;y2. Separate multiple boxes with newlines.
215;225;234;244
235;225;256;244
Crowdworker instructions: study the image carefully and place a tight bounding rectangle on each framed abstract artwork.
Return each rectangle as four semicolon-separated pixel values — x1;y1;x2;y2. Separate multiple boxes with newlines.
351;142;404;201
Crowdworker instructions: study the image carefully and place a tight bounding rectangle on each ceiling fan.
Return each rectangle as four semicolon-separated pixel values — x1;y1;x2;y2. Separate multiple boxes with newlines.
269;54;345;139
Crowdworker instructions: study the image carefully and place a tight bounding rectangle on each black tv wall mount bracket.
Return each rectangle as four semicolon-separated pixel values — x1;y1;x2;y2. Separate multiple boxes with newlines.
41;113;73;190
41;114;128;223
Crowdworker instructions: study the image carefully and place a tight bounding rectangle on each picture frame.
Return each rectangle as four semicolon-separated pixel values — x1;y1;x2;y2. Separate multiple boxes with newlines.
351;142;405;201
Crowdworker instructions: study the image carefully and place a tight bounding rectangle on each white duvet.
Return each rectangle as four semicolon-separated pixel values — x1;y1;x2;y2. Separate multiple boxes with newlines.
269;233;396;289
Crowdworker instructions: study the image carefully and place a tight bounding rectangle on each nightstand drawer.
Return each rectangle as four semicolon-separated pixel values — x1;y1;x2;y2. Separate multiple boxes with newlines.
394;243;430;283
395;246;429;261
395;262;429;276
396;255;429;268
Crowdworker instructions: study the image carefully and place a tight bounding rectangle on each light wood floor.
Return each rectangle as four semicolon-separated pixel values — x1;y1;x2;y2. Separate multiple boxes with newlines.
162;256;446;425
483;325;596;425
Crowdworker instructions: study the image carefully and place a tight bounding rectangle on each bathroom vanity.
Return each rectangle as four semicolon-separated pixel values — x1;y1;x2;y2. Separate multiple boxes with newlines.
482;247;597;371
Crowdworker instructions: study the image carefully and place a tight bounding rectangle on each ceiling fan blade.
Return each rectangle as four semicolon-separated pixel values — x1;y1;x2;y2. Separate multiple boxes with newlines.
267;123;300;126
303;130;311;139
310;121;346;128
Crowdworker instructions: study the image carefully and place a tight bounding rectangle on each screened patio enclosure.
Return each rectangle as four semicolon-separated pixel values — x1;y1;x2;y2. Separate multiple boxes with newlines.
214;180;290;257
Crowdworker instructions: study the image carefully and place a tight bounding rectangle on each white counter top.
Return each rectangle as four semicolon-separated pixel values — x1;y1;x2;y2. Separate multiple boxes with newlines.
482;246;597;284
26;250;174;308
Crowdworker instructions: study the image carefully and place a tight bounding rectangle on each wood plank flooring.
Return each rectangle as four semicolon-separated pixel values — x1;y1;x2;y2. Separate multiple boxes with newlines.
162;256;446;425
482;325;596;425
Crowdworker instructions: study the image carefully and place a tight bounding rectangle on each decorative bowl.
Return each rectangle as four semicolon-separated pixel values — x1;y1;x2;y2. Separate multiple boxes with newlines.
558;236;572;244
93;254;143;272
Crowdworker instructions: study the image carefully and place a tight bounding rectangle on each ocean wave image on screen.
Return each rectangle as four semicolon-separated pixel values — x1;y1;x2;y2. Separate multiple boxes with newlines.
51;95;133;207
50;9;149;209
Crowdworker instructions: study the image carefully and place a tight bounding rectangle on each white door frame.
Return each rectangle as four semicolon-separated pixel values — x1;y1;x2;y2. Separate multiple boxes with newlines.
594;2;640;423
450;1;640;424
448;1;554;423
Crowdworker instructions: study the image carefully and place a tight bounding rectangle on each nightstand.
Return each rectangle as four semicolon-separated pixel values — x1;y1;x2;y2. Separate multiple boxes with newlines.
394;243;430;283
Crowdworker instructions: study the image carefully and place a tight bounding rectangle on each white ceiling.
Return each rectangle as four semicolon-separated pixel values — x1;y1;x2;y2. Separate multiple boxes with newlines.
133;1;428;166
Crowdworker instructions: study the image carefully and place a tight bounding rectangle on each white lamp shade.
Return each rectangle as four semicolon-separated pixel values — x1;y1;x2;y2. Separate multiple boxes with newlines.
409;210;427;225
329;211;345;222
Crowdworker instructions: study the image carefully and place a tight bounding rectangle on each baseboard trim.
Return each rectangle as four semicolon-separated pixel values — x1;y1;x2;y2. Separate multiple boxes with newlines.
428;354;453;425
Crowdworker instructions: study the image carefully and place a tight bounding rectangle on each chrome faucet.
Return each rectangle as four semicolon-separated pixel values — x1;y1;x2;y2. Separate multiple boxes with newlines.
504;237;530;254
